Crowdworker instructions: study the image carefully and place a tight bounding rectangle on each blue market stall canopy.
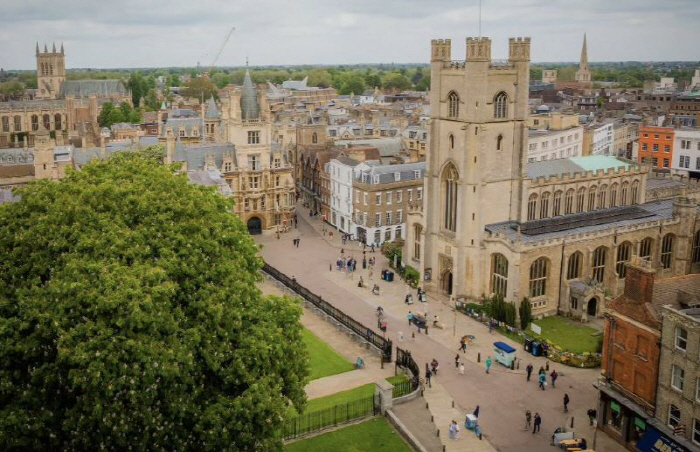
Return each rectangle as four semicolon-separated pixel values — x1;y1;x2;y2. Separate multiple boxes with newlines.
493;342;516;353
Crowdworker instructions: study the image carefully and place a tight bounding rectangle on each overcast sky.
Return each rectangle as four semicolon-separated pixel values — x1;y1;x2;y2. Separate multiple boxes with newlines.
1;0;699;70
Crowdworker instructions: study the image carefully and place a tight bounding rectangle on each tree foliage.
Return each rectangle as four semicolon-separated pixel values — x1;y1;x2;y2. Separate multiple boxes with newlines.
382;73;411;92
0;154;309;450
519;298;532;330
182;76;218;101
97;102;142;128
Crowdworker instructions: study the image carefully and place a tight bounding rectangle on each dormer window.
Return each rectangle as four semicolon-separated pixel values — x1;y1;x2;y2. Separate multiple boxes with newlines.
394;172;401;181
413;170;420;179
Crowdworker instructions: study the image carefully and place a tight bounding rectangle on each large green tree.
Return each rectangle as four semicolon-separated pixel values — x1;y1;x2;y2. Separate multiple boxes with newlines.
0;154;308;450
182;76;218;101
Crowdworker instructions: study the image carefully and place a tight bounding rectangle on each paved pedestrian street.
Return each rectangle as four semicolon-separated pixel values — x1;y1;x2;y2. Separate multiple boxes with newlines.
257;210;625;452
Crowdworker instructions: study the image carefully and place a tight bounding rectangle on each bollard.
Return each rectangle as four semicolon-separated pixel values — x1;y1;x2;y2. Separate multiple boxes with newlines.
443;446;446;452
452;400;455;408
436;429;440;437
571;417;574;429
546;361;550;371
478;352;481;363
431;415;434;422
511;361;515;371
517;359;520;370
426;402;429;409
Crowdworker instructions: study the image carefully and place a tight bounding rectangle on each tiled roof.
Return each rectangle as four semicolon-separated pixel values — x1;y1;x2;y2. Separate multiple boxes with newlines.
485;199;676;243
174;142;237;170
58;80;128;97
526;155;634;179
335;138;405;157
355;161;426;184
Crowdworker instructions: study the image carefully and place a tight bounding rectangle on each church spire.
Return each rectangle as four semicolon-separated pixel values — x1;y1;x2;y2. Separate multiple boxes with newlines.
36;42;40;55
44;43;48;53
60;42;64;54
580;33;588;69
52;42;56;53
240;69;260;120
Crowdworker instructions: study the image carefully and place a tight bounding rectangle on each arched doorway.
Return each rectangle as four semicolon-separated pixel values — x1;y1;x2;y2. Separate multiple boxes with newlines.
587;297;598;317
247;217;262;235
441;270;453;296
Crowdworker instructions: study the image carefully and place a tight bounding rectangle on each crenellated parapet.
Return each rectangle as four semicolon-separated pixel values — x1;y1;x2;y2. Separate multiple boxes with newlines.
466;37;491;61
529;164;647;187
431;39;451;62
508;37;531;62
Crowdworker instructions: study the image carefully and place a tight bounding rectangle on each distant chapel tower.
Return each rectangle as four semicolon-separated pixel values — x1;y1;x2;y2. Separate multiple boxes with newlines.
36;42;66;99
575;34;592;88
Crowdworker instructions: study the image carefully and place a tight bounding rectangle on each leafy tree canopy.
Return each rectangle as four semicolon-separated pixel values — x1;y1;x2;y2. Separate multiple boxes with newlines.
97;102;141;128
0;153;308;450
182;76;218;101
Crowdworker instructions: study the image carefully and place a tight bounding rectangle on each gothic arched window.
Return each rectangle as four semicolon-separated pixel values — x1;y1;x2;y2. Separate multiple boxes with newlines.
494;92;508;119
661;233;675;269
312;132;318;144
42;114;51;130
413;224;423;260
567;251;582;280
639;237;653;261
447;92;459;118
588;186;597;211
491;253;509;297
448;134;455;150
54;113;62;130
692;230;700;264
540;192;551;219
592;246;608;283
553;190;563;216
564;189;574;214
620;181;629;206
631;180;640;205
616;242;632;279
576;187;586;212
527;194;538;221
529;257;548;298
442;164;459;232
610;183;618;207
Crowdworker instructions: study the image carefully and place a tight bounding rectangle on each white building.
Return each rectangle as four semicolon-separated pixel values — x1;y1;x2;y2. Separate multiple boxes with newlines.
527;126;583;162
591;122;614;156
326;156;365;234
673;127;700;174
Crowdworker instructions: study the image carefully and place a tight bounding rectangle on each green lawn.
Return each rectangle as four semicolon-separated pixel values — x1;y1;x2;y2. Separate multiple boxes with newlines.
304;375;408;413
529;316;601;353
303;328;354;381
285;418;412;452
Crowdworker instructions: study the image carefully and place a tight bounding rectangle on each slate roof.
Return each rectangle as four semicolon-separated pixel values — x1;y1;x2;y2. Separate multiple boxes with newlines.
58;80;128;98
0;149;34;164
526;155;634;179
354;161;426;184
241;70;260;120
187;169;233;197
281;77;309;90
0;99;66;111
174;142;237;170
485;199;678;243
335;138;405;158
159;118;203;138
205;96;219;118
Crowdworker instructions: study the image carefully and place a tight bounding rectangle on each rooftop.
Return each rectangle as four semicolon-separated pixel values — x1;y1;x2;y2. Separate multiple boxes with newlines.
526;155;634;179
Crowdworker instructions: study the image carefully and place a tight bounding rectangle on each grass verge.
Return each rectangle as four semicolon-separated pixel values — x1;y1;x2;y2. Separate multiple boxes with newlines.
303;328;354;380
285;418;412;452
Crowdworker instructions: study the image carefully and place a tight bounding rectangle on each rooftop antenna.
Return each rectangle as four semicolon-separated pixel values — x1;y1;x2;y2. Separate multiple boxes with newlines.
478;0;482;38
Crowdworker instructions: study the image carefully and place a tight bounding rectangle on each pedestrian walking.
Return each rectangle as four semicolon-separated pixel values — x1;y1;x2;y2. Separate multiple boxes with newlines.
485;356;492;374
524;410;532;430
587;408;597;426
459;363;465;375
526;363;533;381
407;311;414;326
538;372;546;390
563;393;570;412
459;338;467;354
550;369;558;388
449;420;460;440
371;244;375;253
532;413;541;433
538;366;545;376
431;359;439;375
425;367;432;388
455;354;460;369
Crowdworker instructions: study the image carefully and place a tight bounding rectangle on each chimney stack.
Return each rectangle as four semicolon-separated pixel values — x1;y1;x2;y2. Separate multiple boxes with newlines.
623;256;656;305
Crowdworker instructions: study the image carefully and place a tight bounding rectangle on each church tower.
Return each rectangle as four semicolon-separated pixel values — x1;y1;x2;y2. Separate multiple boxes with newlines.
36;42;66;99
417;36;530;300
575;34;592;87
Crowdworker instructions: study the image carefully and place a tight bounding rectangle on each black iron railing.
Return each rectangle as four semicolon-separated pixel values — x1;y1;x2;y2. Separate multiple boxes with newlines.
395;347;421;394
262;262;393;363
283;395;378;440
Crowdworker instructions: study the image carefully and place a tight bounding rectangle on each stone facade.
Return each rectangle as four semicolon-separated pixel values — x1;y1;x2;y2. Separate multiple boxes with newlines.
406;35;700;320
656;305;700;447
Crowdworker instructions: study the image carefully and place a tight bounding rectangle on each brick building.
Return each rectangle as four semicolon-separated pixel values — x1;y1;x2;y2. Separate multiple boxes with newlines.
638;126;675;170
596;257;700;451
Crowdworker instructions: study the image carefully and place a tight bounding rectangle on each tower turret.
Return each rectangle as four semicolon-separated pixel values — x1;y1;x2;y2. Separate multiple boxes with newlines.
240;70;260;120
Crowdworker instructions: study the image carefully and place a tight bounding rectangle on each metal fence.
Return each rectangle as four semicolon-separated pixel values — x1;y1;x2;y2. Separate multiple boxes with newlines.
395;347;421;394
262;262;393;363
283;395;378;440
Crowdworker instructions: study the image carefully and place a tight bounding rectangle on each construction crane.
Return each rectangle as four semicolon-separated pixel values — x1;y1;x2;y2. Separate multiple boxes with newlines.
208;26;236;74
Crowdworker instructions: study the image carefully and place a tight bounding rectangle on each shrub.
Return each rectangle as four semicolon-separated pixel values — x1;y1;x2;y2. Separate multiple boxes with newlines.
519;298;532;330
403;265;420;288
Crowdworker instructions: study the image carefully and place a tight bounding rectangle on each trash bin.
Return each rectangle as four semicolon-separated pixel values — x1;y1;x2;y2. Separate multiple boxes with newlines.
465;414;478;430
388;271;394;282
381;269;388;280
523;338;532;353
531;341;541;357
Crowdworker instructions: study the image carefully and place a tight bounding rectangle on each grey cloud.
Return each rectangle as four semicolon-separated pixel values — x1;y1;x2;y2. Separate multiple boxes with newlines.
1;0;698;69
